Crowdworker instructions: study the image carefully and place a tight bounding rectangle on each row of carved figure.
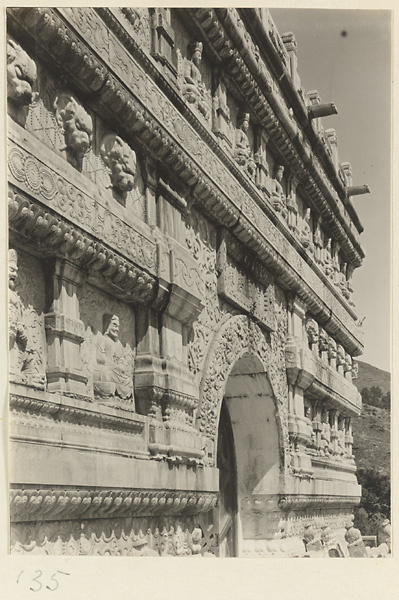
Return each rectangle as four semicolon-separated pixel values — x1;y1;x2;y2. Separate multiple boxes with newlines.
303;403;354;461
305;317;358;379
7;37;137;194
9;249;133;403
8;34;354;307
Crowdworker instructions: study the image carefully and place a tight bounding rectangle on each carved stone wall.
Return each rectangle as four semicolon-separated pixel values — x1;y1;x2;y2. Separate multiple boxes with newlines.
11;516;205;556
7;7;365;558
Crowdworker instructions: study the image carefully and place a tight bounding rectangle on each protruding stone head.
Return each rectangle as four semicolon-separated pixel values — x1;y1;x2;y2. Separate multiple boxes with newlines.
101;134;136;193
305;318;319;345
328;337;337;360
336;344;346;366
55;94;93;159
319;328;329;352
7;37;37;106
275;164;284;181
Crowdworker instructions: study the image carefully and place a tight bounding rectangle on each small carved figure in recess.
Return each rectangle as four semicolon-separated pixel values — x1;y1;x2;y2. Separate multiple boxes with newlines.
55;93;93;168
351;360;359;379
301;208;314;252
183;42;210;121
337;419;346;458
320;409;331;455
9;249;45;387
100;134;136;193
344;353;352;375
328;337;337;363
270;165;287;216
319;328;329;356
336;344;346;368
234;112;256;180
304;405;316;447
305;318;319;350
7;38;37;107
93;314;133;401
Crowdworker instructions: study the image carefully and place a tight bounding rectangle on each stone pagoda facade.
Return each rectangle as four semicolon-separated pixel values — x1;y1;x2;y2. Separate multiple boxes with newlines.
7;8;365;557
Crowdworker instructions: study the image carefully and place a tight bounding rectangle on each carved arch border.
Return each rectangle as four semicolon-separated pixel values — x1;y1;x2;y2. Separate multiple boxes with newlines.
196;314;288;469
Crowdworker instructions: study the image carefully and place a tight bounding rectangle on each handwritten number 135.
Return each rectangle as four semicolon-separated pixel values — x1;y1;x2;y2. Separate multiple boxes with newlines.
17;570;70;592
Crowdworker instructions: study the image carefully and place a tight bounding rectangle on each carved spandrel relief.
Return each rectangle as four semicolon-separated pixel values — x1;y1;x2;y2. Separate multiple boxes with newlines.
9;248;46;389
180;41;211;124
54;93;93;171
77;283;135;406
7;36;37;127
185;208;222;377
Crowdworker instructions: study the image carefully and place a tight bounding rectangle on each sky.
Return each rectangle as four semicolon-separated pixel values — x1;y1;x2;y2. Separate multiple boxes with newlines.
272;9;391;372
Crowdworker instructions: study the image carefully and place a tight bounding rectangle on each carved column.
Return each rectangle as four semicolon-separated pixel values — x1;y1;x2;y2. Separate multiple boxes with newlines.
307;90;322;134
212;74;232;147
285;297;314;475
44;260;87;394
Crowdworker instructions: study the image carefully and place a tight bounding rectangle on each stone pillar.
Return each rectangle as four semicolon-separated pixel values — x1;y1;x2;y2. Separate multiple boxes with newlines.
330;410;339;456
212;74;232;147
44;260;87;394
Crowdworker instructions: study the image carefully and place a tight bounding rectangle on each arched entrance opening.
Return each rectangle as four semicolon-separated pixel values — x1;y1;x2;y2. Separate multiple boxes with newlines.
215;352;281;556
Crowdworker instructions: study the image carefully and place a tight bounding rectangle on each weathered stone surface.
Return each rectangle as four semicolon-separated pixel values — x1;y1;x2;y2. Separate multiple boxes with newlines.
7;7;368;557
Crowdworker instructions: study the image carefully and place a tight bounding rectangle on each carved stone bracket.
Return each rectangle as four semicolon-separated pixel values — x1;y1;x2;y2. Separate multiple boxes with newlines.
10;487;218;522
8;188;157;305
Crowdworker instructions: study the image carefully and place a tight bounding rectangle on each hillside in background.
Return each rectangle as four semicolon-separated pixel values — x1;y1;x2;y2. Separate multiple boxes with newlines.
352;404;390;477
354;360;391;395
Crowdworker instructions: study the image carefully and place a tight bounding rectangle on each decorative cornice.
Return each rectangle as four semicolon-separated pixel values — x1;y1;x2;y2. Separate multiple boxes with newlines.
9;392;145;435
8;187;157;304
278;494;360;511
10;487;218;522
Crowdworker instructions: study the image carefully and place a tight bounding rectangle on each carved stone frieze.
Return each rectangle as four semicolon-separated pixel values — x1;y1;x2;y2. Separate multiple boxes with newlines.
10;514;215;556
9;188;157;304
9;391;145;436
10;488;218;522
9;248;46;389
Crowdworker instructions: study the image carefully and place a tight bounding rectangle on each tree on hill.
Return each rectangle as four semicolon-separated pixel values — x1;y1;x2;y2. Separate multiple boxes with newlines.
354;467;391;535
360;386;390;409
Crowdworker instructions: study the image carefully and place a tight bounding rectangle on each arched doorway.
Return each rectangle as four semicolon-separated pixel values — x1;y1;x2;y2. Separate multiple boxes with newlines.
212;352;281;556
